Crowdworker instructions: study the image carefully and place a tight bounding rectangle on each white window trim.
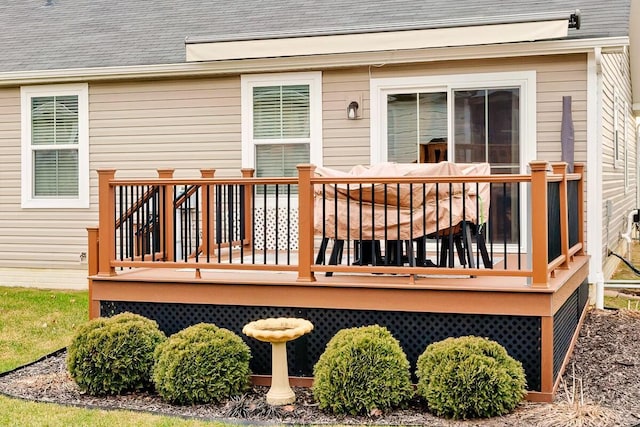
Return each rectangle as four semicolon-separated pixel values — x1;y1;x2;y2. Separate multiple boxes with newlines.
613;88;624;169
369;71;536;252
240;71;323;171
624;99;630;192
20;83;89;209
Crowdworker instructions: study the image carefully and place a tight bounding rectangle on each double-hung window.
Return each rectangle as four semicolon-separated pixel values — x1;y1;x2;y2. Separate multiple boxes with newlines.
21;84;89;208
241;72;322;250
241;72;322;177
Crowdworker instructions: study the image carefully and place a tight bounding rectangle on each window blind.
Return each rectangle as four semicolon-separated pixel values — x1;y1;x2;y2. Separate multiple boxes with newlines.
30;95;79;197
255;143;310;178
253;85;310;139
252;84;311;177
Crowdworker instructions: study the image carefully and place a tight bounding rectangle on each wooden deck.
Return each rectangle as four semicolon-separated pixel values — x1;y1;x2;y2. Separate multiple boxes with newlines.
88;161;589;403
89;252;589;403
91;253;588;315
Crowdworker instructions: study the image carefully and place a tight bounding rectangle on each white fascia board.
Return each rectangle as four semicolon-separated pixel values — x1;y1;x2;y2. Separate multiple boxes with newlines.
0;36;629;87
186;20;569;62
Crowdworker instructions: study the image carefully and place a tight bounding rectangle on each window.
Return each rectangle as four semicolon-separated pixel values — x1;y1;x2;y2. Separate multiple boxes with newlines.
385;88;520;172
623;99;630;191
371;71;536;247
613;89;626;171
453;88;520;172
241;72;323;177
21;84;89;208
613;89;621;166
387;92;448;163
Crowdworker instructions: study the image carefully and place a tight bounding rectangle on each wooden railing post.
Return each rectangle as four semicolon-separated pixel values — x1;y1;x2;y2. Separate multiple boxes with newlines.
200;169;216;258
573;163;586;255
97;169;116;276
530;161;549;288
157;169;175;261
552;162;569;269
241;168;255;247
87;226;100;318
297;164;316;282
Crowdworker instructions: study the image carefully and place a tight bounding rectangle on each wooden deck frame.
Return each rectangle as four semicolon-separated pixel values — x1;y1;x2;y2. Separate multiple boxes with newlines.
88;161;588;402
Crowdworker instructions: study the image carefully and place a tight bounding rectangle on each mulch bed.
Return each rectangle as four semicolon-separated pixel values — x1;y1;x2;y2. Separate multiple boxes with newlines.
1;309;639;426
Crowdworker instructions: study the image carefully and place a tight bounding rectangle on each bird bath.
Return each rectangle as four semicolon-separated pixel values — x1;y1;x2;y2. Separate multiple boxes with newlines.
242;317;314;405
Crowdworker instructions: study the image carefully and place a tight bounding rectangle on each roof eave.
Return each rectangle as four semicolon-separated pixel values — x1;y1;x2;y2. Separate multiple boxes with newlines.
0;36;629;88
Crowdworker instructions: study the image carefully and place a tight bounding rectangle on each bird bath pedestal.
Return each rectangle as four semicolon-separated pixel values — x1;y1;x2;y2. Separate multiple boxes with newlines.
242;318;314;405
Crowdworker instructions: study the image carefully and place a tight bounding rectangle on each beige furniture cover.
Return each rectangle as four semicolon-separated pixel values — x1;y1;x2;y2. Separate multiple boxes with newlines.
313;162;491;240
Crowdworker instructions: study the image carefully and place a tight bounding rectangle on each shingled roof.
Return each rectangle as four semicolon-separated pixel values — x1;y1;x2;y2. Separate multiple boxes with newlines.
0;0;631;73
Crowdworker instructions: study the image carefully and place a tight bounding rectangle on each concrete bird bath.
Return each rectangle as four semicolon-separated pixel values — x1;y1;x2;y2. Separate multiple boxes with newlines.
242;317;314;405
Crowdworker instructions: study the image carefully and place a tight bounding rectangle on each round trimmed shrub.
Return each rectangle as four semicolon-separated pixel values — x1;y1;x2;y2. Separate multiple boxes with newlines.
152;323;251;405
67;312;166;395
312;325;413;415
416;336;527;420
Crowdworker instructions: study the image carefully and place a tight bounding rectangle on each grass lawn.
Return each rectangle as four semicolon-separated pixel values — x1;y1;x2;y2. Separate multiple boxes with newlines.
0;286;225;426
606;241;640;310
604;294;640;310
0;287;88;373
0;395;222;427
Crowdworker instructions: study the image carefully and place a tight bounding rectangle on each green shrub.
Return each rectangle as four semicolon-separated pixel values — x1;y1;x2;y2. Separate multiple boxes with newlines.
416;336;527;419
152;323;251;405
67;312;166;395
312;325;413;415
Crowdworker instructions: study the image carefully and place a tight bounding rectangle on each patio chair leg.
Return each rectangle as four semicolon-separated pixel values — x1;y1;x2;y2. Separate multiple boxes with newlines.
448;233;456;267
415;236;426;266
326;240;344;277
439;235;456;268
405;240;415;267
476;230;492;268
438;238;448;267
462;223;475;269
315;237;330;265
354;240;383;266
370;240;383;266
454;235;466;266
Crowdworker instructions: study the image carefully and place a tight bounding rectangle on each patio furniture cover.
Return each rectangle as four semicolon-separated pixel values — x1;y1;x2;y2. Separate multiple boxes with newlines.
313;162;491;240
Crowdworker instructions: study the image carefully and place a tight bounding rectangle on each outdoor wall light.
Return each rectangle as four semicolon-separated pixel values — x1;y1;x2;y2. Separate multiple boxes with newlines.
347;101;359;120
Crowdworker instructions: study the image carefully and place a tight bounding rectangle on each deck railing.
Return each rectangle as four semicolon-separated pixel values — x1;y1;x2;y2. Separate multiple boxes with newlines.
90;161;584;288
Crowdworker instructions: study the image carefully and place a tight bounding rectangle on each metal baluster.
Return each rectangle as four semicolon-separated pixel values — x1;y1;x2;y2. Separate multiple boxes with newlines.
227;184;233;264
274;184;279;265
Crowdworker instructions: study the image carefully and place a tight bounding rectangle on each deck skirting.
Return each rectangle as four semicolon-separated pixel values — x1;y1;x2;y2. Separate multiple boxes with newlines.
90;259;589;402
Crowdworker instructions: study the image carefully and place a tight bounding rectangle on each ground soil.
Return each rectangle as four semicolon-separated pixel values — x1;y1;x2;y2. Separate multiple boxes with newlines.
1;309;639;426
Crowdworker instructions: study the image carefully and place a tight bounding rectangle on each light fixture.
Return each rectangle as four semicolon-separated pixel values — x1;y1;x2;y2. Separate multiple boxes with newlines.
347;101;359;120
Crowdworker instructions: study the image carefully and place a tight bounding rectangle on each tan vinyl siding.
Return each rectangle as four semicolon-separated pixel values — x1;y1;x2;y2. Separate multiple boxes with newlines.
0;53;600;276
322;68;371;169
90;77;242;178
0;87;93;271
600;49;637;273
0;77;244;272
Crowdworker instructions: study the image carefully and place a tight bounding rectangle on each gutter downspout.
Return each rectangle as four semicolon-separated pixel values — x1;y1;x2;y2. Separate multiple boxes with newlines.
587;47;605;309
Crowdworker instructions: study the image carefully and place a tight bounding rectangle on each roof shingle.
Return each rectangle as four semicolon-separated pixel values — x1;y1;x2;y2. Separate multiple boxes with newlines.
0;0;631;73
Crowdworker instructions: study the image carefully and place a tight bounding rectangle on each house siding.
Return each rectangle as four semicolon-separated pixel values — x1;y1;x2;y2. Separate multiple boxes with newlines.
0;87;93;272
0;53;597;282
600;49;638;277
90;78;242;177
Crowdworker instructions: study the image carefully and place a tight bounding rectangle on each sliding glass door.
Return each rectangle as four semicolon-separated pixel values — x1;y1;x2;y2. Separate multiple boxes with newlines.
383;86;521;244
